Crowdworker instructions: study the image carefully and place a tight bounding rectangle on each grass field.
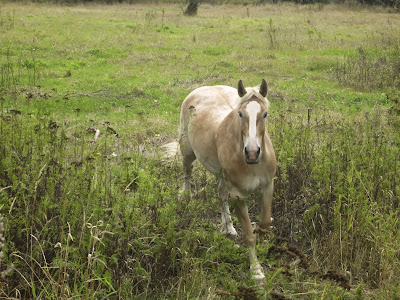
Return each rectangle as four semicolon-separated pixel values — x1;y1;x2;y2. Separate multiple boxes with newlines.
0;2;400;299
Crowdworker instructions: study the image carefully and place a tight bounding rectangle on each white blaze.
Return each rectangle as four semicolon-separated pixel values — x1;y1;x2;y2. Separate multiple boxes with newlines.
246;101;261;140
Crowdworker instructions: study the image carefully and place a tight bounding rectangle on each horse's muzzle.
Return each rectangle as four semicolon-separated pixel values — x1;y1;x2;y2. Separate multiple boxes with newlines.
244;145;261;164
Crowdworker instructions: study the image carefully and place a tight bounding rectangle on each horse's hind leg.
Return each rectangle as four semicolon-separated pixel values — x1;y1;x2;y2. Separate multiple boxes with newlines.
218;179;237;238
179;135;196;195
182;154;195;193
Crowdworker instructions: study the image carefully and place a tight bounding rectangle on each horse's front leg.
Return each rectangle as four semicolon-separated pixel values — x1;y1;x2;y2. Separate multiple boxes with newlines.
258;181;274;238
218;179;237;238
235;204;265;286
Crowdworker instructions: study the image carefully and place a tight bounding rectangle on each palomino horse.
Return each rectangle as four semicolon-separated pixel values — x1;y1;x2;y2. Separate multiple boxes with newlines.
179;80;276;284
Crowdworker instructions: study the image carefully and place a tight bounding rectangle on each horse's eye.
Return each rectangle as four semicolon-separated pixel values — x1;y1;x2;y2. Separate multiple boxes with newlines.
263;111;268;119
238;111;244;118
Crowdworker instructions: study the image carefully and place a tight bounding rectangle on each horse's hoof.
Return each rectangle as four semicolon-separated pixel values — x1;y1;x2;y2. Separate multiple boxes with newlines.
226;232;238;240
251;265;265;286
252;273;266;286
220;228;238;240
219;223;238;239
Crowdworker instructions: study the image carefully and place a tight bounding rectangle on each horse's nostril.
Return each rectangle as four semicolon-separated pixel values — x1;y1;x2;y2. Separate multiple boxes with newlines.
257;147;261;155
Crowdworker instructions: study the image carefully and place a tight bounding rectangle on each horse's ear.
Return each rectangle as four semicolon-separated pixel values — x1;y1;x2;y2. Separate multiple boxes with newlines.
238;80;247;97
259;79;268;97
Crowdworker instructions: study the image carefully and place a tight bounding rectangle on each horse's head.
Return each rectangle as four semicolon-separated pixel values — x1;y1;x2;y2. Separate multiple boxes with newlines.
237;79;269;165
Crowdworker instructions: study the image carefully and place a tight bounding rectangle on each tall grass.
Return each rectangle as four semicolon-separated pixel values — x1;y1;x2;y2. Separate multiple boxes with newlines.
270;107;400;292
1;85;399;298
335;46;400;90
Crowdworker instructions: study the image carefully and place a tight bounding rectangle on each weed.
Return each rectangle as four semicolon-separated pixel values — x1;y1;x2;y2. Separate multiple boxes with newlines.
1;49;40;89
0;8;15;31
267;18;279;50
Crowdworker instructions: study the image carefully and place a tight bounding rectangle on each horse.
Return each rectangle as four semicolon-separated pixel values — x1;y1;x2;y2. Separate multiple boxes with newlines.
178;79;276;284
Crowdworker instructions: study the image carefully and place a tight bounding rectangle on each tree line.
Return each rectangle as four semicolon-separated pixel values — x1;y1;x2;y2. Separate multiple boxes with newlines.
5;0;400;8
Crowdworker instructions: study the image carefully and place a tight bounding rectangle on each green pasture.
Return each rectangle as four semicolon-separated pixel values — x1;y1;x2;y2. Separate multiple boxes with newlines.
0;2;399;299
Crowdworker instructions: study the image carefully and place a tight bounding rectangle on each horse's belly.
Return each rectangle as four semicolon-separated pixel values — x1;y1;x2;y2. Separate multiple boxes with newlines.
188;122;221;174
197;155;221;174
182;85;238;174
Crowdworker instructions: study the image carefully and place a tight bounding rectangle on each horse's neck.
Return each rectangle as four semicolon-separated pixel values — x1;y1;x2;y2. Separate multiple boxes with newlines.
218;110;243;149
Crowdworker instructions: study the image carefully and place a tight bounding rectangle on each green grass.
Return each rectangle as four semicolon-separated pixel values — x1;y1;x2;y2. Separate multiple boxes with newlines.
0;2;399;299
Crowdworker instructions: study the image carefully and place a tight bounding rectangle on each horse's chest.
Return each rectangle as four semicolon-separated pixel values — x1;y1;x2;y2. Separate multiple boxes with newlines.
226;168;268;197
241;175;265;192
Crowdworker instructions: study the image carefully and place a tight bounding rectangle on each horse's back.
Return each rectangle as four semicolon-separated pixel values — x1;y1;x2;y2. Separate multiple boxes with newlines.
181;85;238;116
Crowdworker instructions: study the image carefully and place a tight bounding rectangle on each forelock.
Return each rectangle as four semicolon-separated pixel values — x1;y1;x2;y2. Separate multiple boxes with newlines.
237;87;270;109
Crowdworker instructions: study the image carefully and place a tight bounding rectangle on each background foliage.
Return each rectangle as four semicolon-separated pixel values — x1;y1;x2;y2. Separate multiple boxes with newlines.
2;0;400;10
